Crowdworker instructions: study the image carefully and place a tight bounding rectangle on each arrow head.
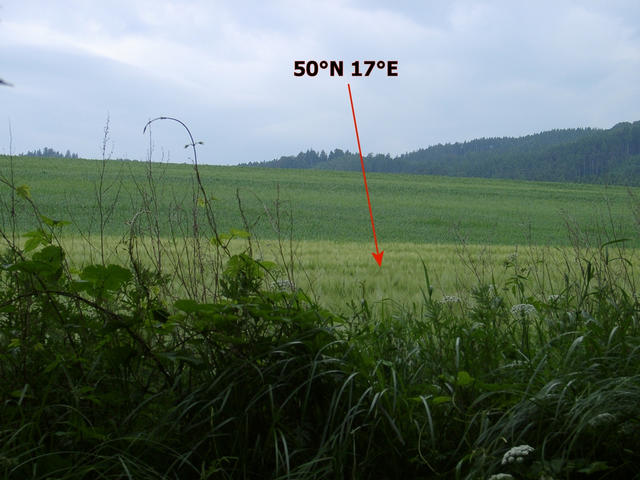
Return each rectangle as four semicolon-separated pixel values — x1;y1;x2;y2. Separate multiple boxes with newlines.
372;251;384;267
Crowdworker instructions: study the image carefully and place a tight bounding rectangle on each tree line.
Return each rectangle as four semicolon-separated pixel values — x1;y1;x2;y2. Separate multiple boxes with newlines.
244;121;640;185
21;147;79;159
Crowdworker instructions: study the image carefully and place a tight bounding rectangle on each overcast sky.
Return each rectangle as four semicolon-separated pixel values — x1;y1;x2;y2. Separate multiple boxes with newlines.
1;1;639;164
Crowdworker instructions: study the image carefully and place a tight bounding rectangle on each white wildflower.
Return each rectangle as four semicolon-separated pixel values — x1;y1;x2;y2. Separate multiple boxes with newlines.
501;444;534;465
274;279;296;291
488;474;514;480
547;294;561;302
440;295;461;304
510;304;537;317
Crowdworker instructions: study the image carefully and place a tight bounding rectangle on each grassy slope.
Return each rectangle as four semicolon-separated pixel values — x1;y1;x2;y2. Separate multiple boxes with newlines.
3;155;638;311
1;155;638;246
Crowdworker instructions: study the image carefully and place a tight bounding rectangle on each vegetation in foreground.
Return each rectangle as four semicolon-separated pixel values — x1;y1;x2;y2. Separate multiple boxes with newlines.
1;127;640;478
2;197;640;479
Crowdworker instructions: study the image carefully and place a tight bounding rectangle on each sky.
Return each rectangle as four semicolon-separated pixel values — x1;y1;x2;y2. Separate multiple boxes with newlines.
1;0;640;165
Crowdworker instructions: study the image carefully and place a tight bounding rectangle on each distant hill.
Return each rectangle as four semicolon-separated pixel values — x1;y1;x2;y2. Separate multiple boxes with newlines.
243;121;640;185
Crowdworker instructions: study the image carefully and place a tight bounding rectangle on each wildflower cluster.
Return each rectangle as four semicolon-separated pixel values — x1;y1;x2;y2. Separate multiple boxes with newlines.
501;444;534;465
510;303;536;317
440;295;461;304
274;278;296;291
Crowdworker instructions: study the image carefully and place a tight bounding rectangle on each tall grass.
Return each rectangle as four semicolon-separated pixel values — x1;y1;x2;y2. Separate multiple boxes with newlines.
1;128;640;479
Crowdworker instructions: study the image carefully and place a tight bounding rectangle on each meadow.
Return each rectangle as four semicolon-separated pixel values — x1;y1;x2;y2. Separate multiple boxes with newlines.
1;155;637;246
1;154;639;311
2;153;640;479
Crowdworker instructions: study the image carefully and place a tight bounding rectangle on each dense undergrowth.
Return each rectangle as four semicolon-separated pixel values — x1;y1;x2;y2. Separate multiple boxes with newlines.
2;123;640;479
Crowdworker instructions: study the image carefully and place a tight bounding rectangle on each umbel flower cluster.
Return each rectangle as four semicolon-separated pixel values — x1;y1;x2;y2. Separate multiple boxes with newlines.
510;303;537;317
487;445;536;479
501;444;535;465
440;295;461;304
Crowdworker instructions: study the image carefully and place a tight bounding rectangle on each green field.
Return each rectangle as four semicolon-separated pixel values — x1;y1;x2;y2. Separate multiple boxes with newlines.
3;155;639;311
1;155;637;246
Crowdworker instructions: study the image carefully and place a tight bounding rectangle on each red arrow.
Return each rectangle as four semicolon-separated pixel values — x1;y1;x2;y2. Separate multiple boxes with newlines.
347;83;384;267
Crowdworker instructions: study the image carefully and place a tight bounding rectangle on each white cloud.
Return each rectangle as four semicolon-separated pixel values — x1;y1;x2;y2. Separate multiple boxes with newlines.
1;1;639;163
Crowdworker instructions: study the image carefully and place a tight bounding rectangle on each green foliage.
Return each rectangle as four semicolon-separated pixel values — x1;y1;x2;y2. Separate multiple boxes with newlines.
75;263;132;300
0;222;346;478
2;157;640;479
220;253;277;299
248;120;640;185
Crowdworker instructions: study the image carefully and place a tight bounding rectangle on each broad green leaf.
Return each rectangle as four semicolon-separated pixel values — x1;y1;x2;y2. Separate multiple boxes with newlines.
7;259;49;274
9;246;64;277
23;229;51;252
32;245;64;266
40;214;71;228
230;228;251;239
80;264;132;291
24;236;43;253
174;298;200;313
259;260;278;272
456;370;474;387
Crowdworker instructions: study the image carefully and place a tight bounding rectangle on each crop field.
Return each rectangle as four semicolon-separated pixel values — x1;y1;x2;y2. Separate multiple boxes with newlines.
3;154;640;478
3;155;639;310
1;155;638;246
60;235;560;312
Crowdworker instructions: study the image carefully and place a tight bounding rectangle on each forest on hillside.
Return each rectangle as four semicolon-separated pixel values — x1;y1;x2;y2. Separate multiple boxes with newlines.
245;120;640;185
